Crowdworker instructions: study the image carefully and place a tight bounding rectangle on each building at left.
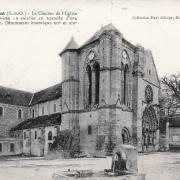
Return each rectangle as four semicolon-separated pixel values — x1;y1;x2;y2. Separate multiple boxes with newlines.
0;86;32;155
0;84;62;156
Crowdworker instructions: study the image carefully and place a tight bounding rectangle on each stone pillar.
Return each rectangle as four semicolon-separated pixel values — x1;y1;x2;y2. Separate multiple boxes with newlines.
102;134;109;154
110;32;123;105
155;129;160;150
132;45;145;151
116;124;123;146
165;120;169;151
99;31;111;105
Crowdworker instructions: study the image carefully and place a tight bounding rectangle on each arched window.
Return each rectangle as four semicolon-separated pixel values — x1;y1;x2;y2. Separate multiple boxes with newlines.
32;109;35;118
10;143;14;152
54;104;56;113
24;132;26;140
0;107;3;116
122;127;130;144
48;131;53;140
42;106;44;115
93;62;100;104
88;125;92;135
87;65;92;106
145;85;153;103
0;143;2;152
35;131;37;139
121;62;124;102
123;65;129;105
18;109;22;119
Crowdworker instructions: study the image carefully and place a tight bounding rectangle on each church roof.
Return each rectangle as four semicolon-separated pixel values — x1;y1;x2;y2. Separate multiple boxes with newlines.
59;24;120;55
11;113;61;131
80;23;120;48
30;83;62;106
0;86;32;107
59;37;79;55
0;83;62;107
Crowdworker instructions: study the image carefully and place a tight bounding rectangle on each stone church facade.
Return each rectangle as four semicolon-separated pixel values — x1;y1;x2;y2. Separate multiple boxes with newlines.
0;24;160;156
60;24;160;154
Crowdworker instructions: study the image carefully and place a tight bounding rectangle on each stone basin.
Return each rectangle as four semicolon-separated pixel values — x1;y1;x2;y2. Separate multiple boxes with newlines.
52;170;145;180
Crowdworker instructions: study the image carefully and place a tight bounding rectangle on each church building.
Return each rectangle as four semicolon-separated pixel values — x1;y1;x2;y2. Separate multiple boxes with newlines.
1;24;160;156
59;23;160;154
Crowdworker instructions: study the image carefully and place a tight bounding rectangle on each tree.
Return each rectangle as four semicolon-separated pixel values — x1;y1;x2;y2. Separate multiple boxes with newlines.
160;72;180;116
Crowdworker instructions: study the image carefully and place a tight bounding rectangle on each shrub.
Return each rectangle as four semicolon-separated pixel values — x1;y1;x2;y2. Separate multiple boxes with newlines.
106;138;116;154
51;129;80;157
96;135;105;151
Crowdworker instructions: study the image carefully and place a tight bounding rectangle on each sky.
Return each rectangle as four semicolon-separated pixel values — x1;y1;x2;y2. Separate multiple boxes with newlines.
0;0;180;92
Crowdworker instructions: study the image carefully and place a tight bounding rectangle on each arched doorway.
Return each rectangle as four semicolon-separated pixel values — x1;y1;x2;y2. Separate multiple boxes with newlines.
142;106;158;151
122;127;130;144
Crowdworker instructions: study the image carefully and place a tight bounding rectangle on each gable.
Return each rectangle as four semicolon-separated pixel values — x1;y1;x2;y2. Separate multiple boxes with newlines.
143;50;160;88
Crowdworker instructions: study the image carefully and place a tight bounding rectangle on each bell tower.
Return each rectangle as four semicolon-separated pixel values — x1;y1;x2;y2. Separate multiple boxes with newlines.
59;37;79;130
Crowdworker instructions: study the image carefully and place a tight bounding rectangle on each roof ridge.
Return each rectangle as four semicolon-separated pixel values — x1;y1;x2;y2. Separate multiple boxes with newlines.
30;83;62;106
28;93;34;106
33;83;62;94
79;23;119;49
0;85;33;94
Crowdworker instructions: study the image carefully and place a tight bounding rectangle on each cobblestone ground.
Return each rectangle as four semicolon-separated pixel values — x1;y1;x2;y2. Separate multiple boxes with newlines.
0;152;179;180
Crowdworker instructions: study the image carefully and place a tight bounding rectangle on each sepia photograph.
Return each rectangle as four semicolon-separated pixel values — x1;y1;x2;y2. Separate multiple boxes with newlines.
0;0;180;179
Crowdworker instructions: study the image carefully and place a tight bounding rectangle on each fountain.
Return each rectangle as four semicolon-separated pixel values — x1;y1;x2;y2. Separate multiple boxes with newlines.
52;144;145;180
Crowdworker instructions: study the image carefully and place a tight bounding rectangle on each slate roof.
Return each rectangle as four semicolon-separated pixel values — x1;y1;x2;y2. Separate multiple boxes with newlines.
0;83;62;107
11;113;61;131
30;83;62;106
80;23;120;48
59;24;121;56
59;37;79;55
0;86;32;106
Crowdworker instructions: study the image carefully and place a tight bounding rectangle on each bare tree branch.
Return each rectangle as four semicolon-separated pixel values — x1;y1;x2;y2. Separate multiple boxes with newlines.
160;72;180;115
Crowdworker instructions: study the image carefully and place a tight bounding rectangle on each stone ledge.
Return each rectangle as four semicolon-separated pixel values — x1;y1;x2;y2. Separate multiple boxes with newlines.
52;172;145;180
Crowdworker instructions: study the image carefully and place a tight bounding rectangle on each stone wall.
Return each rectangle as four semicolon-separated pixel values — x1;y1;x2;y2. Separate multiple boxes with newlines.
22;126;60;157
44;126;59;155
30;128;44;156
23;128;45;156
169;127;180;147
22;129;31;155
79;110;99;155
0;138;22;156
0;102;28;136
115;108;133;144
29;98;62;118
78;107;133;155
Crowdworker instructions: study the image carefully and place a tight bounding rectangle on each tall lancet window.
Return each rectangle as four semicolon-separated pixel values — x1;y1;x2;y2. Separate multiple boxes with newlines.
93;62;100;104
87;65;92;106
123;64;129;105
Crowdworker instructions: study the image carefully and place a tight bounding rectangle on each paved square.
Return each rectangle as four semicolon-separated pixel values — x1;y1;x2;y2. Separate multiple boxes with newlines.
0;152;179;180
